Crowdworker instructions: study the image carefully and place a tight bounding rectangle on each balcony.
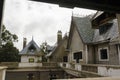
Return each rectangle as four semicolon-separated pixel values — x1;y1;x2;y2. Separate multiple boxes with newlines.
59;63;120;77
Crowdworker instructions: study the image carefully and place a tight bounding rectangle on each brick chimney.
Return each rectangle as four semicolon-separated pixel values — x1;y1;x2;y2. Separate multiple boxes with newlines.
57;30;62;44
23;38;27;49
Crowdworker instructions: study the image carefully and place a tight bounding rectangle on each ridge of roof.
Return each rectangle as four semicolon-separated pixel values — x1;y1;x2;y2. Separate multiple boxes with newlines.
19;39;40;55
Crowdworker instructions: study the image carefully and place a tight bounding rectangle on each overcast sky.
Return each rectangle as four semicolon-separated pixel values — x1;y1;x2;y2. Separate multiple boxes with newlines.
3;0;96;51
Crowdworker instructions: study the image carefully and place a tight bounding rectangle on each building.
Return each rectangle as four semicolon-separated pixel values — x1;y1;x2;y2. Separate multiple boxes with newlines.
46;30;68;62
67;16;94;64
91;12;119;65
66;12;120;65
19;38;42;65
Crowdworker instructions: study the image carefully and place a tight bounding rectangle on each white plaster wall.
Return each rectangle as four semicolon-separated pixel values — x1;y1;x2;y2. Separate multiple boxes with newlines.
98;66;108;76
2;69;6;80
19;63;42;67
108;68;120;76
66;63;70;68
75;64;81;71
59;63;63;67
98;66;120;77
71;27;84;52
0;68;7;80
70;26;86;63
21;56;40;63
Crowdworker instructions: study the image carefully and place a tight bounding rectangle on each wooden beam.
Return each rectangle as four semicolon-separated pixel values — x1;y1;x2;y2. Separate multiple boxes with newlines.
92;12;116;28
30;0;120;13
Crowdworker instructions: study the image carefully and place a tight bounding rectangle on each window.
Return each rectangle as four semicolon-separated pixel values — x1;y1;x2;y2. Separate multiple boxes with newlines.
73;52;82;59
73;52;82;63
99;48;109;61
73;52;82;60
63;56;68;62
28;44;36;52
29;58;34;63
99;23;113;35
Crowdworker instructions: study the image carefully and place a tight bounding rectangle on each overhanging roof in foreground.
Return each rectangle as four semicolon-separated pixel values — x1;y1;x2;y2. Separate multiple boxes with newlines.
31;0;120;13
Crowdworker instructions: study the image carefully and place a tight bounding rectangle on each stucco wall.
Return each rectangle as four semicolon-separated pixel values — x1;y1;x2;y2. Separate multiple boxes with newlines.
94;43;119;65
69;26;86;64
19;63;42;67
21;56;41;63
49;37;68;62
87;45;95;64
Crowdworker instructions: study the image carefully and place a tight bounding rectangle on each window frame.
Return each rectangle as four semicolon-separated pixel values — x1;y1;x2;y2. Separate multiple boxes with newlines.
29;58;35;63
63;56;68;62
73;51;83;62
98;47;109;61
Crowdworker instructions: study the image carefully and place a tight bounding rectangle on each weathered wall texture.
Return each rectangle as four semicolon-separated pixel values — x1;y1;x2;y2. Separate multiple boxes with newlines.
94;43;119;65
21;56;40;63
69;26;86;64
49;36;68;62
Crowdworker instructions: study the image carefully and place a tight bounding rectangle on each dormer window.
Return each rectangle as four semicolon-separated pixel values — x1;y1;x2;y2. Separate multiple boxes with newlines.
99;23;113;35
28;44;36;52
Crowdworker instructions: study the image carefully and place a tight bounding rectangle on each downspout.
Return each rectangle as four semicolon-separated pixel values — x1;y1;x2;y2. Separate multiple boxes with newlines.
117;44;120;65
85;45;88;64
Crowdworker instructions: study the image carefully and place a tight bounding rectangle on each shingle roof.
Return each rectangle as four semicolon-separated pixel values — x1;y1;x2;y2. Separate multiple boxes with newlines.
93;19;119;43
73;16;94;43
19;39;40;55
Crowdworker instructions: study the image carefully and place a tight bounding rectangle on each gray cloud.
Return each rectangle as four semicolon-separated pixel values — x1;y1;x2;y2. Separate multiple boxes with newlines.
3;0;96;50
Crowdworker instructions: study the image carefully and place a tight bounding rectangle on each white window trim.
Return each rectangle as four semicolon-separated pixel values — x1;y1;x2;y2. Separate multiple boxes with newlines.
98;47;109;61
72;50;83;62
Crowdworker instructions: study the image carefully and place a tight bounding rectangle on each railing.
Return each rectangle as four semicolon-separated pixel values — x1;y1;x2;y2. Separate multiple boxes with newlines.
54;77;120;80
0;62;18;68
82;64;98;73
42;62;58;67
59;63;120;77
19;62;59;68
0;62;59;68
19;63;42;67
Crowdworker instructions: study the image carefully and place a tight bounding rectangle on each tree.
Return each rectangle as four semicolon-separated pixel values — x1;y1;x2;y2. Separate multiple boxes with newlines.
40;42;48;62
0;25;20;62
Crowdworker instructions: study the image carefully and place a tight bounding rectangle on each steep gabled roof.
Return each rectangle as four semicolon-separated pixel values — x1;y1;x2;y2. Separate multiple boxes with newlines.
46;35;68;57
73;16;94;43
19;39;40;55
